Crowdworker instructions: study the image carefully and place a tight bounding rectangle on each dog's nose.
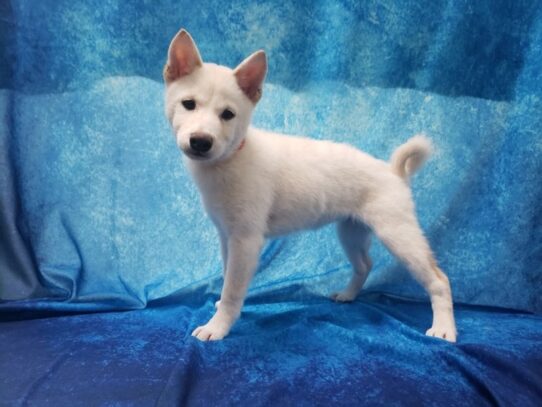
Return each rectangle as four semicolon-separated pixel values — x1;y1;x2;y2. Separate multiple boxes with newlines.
189;133;213;153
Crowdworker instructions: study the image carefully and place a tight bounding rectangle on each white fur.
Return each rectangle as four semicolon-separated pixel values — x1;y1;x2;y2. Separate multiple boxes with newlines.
165;29;457;342
390;135;433;181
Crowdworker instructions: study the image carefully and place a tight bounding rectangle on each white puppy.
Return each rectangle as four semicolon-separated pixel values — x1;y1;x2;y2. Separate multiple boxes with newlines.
164;29;457;342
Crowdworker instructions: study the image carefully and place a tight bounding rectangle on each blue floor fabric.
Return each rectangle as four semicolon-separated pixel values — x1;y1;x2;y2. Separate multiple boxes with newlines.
2;291;542;406
2;0;542;405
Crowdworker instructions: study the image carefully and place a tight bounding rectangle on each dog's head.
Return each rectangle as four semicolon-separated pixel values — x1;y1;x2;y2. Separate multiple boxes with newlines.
164;29;267;164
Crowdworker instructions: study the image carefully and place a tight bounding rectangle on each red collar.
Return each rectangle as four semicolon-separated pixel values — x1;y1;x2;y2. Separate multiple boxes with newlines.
237;139;246;152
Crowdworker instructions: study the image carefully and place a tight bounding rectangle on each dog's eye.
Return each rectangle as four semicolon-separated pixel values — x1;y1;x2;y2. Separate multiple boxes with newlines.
181;99;196;110
220;109;235;121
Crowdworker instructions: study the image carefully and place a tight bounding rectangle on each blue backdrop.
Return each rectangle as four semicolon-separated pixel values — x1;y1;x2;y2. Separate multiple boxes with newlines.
1;1;541;405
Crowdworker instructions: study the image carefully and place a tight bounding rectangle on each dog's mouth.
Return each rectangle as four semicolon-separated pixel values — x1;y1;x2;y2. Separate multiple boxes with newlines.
184;149;211;161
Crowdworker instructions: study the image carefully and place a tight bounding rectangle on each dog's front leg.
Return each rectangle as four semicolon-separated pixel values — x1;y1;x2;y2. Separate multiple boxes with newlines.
192;233;263;341
214;229;228;309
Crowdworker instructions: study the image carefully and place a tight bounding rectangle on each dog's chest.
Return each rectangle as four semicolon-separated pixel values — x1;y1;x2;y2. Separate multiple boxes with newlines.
189;162;272;231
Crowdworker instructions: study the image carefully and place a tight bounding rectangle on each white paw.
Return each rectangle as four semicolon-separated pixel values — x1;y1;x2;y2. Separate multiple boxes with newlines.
192;323;229;341
191;315;232;341
426;324;457;343
214;299;221;309
330;291;356;303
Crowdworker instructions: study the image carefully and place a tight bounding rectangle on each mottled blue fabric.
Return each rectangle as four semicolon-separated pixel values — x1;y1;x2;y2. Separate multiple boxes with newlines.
1;291;542;406
1;0;542;405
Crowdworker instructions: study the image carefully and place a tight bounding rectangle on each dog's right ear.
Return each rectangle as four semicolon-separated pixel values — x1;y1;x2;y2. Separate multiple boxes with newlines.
164;29;203;83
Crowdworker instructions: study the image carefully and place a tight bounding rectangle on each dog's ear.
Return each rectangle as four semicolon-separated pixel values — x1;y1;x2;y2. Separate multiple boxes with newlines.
164;29;203;82
234;50;267;103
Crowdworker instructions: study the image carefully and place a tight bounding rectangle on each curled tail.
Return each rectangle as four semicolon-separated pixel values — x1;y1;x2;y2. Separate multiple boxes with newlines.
390;135;433;181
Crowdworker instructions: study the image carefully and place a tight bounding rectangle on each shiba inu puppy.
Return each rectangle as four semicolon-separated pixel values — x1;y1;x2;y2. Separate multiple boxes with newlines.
164;29;457;342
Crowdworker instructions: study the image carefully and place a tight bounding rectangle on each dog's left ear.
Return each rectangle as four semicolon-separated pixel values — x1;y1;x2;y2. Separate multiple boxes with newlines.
234;50;267;103
164;29;203;82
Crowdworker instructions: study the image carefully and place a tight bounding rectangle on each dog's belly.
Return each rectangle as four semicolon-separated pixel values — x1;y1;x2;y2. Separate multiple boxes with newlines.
264;176;366;237
264;206;343;237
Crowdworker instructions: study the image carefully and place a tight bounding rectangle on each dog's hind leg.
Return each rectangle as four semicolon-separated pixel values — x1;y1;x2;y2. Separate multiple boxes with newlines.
331;219;373;302
360;196;457;342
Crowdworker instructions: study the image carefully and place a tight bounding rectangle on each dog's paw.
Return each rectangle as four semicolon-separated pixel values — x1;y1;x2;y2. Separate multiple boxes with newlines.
330;291;356;303
214;300;221;309
426;324;457;343
191;320;230;341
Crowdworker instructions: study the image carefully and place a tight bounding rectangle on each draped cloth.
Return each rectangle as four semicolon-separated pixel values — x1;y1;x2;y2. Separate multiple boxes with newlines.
1;1;541;405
